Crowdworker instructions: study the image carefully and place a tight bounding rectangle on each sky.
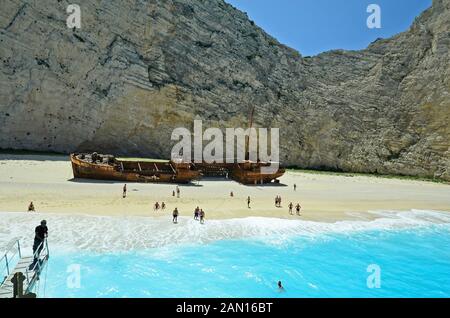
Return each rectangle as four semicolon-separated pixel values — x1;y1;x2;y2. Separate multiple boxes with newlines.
225;0;432;56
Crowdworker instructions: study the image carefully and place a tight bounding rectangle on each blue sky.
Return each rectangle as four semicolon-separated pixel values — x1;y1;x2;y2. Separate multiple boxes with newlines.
225;0;432;56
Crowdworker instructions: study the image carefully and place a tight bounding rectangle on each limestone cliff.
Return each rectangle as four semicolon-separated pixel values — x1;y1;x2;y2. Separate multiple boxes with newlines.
0;0;449;180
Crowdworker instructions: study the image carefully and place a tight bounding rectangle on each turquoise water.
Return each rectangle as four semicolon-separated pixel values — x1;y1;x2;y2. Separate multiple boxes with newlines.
41;224;450;298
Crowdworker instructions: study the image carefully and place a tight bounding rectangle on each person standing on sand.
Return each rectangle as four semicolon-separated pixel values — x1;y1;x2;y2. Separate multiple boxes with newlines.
296;203;301;216
28;202;35;212
176;186;180;198
247;196;251;209
173;208;179;223
172;190;176;197
275;196;282;208
230;191;234;197
288;202;293;215
200;209;205;224
123;184;127;198
161;202;166;210
294;184;297;191
194;207;199;220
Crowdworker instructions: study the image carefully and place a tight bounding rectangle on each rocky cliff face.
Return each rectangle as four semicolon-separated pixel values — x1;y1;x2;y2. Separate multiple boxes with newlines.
0;0;449;180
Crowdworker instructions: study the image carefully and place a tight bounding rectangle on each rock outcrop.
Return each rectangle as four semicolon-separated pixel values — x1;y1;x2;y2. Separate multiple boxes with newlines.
0;0;449;180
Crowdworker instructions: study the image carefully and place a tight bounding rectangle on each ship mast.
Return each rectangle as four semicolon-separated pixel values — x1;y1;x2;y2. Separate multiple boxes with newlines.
245;105;255;161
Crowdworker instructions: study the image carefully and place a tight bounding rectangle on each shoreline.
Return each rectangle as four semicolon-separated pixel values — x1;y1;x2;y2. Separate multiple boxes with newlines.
0;154;449;222
1;209;449;254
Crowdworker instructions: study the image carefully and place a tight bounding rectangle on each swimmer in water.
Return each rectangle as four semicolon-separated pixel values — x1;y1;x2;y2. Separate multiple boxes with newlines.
278;281;285;291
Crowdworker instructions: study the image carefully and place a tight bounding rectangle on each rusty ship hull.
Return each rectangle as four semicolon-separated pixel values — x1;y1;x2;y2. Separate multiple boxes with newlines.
231;162;285;185
71;153;285;185
192;162;285;185
70;154;200;183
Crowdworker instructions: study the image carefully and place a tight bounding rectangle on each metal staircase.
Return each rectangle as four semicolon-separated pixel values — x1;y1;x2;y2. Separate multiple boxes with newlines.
0;238;49;298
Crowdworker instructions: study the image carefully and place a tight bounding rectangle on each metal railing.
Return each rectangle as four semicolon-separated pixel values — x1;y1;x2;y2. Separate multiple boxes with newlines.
1;237;50;296
25;239;50;294
0;238;22;286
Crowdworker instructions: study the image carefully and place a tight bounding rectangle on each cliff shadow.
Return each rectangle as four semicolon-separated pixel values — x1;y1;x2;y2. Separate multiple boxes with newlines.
0;149;68;162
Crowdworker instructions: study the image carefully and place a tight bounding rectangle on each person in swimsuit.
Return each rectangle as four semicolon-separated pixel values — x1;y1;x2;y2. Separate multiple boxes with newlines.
173;208;179;223
200;209;205;224
122;184;127;198
194;207;199;220
28;201;35;212
288;202;293;215
247;196;251;208
161;202;166;210
296;203;301;216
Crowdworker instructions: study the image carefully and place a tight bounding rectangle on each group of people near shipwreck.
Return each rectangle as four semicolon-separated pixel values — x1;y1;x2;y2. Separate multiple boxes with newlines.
275;194;302;216
27;182;303;222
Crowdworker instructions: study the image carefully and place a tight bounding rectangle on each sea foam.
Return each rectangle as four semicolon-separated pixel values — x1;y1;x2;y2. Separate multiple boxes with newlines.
0;210;449;254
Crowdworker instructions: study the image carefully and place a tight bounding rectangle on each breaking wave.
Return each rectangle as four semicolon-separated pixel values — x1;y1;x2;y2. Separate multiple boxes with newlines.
0;210;449;254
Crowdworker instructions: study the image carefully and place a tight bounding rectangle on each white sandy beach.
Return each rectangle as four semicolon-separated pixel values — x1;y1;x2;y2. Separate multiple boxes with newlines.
0;154;449;223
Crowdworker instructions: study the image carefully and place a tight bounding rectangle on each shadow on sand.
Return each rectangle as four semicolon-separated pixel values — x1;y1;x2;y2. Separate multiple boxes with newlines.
68;177;287;187
253;182;288;188
67;178;204;187
196;177;288;187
